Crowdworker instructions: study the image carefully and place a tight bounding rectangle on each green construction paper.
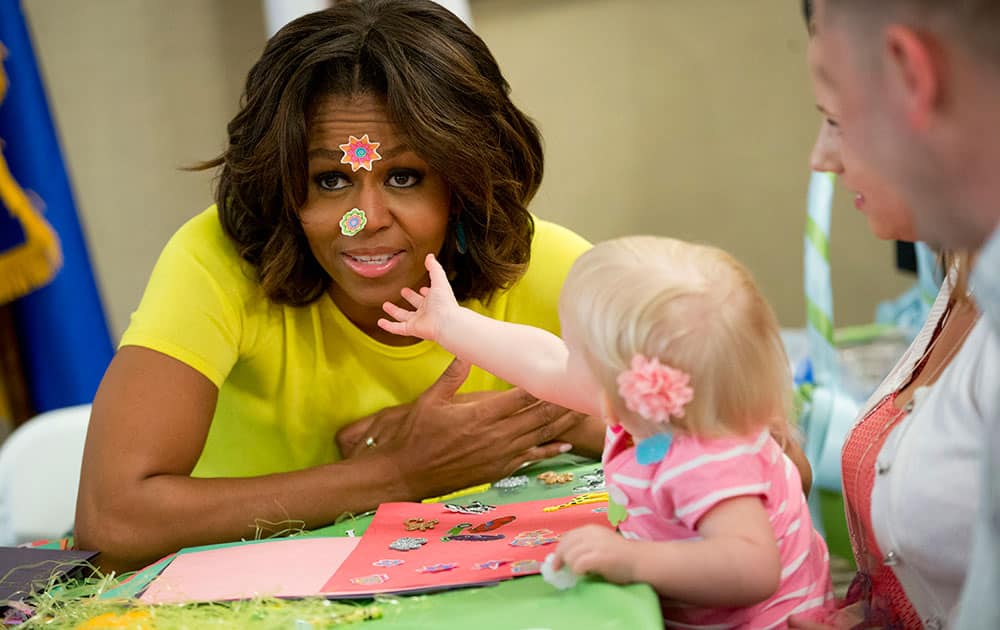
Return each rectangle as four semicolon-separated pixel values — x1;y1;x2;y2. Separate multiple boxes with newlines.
99;555;177;600
37;456;664;629
362;574;661;630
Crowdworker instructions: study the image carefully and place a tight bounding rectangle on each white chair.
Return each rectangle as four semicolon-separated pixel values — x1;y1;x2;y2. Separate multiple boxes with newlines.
0;404;91;545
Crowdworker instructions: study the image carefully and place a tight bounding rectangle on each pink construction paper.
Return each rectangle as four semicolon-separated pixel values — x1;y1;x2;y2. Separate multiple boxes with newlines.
321;495;611;597
139;537;359;604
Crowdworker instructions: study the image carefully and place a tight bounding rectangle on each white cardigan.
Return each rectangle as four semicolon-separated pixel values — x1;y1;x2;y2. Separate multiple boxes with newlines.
849;277;999;628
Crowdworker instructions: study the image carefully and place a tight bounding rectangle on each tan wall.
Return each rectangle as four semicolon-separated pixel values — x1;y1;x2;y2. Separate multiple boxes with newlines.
23;0;265;340
475;0;912;328
24;0;911;341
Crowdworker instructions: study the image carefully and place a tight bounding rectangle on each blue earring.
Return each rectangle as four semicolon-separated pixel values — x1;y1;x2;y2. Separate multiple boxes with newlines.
455;218;468;254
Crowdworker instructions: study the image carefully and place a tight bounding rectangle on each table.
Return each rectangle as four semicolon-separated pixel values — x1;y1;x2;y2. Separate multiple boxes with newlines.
21;455;663;630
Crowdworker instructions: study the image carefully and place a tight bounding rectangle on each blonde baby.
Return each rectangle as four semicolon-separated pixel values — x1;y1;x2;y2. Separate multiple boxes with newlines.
379;236;832;627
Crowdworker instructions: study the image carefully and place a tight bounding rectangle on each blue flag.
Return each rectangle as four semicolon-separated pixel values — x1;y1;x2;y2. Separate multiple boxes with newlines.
0;0;113;412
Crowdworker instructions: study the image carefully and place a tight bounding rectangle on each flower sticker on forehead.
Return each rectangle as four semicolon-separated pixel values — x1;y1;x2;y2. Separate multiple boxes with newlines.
339;134;382;172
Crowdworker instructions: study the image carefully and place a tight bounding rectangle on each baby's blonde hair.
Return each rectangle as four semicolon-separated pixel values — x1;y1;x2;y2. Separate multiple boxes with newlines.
559;236;792;441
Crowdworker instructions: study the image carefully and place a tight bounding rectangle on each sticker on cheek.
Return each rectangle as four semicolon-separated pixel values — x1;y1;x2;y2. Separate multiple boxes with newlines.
339;134;382;172
340;208;367;236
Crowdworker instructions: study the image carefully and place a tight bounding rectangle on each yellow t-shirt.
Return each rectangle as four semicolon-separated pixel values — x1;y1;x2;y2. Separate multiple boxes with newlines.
120;206;590;478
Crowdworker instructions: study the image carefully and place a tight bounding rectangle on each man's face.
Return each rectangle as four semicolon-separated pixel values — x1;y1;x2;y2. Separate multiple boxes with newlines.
811;0;999;249
808;37;917;243
810;1;912;215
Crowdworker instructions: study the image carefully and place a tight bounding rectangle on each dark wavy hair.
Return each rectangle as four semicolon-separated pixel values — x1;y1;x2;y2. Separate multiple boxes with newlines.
197;0;543;305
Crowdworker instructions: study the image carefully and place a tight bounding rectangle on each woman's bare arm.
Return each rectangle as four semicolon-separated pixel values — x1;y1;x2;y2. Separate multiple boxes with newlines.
76;349;584;570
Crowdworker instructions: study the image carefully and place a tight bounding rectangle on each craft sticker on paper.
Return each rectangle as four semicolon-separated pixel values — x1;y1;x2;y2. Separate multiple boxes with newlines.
373;559;405;568
473;559;512;571
510;559;540;575
538;471;574;485
405;518;439;531
440;523;472;541
443;500;495;515
543;492;609;513
416;563;458;574
509;529;559;547
321;496;612;597
573;469;606;493
389;537;428;551
339;134;382;172
350;573;389;586
494;475;528;492
468;515;516;533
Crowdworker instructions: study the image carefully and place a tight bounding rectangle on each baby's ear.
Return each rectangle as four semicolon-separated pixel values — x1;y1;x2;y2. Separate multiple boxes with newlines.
600;392;620;429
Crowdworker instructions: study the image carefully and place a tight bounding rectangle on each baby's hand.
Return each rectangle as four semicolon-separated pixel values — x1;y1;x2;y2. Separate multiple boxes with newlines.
378;253;458;342
552;524;634;585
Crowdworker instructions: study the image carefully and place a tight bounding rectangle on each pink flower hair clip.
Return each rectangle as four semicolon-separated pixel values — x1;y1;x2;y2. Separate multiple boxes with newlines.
616;354;694;423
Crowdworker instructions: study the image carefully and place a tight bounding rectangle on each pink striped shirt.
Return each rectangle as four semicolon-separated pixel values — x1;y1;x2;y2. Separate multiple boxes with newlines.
604;428;832;629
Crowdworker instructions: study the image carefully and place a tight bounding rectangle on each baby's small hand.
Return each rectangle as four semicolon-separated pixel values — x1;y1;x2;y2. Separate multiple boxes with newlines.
379;253;459;342
552;524;634;585
540;552;578;590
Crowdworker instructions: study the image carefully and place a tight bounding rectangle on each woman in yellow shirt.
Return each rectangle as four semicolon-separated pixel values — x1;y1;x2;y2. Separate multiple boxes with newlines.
75;0;603;570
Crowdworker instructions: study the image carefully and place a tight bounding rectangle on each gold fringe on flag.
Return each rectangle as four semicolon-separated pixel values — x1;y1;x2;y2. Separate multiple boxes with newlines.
0;53;63;305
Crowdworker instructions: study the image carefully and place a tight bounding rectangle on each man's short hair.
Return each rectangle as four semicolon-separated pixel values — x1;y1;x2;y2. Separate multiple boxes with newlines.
822;0;1000;64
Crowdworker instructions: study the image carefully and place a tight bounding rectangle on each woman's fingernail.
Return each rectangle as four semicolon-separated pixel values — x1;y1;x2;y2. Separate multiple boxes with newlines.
558;443;573;453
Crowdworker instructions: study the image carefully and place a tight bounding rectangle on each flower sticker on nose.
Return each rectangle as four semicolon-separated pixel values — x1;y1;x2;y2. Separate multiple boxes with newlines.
340;208;367;237
339;134;382;172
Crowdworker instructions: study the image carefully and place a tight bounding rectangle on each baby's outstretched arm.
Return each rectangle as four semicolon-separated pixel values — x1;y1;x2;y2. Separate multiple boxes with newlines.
379;254;601;418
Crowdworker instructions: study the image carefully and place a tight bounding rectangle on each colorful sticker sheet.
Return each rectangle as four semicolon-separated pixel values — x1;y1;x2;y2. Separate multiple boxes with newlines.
320;495;611;597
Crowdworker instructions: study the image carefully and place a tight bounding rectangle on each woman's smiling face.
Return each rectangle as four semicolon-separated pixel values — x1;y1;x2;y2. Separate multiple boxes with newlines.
299;93;452;341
